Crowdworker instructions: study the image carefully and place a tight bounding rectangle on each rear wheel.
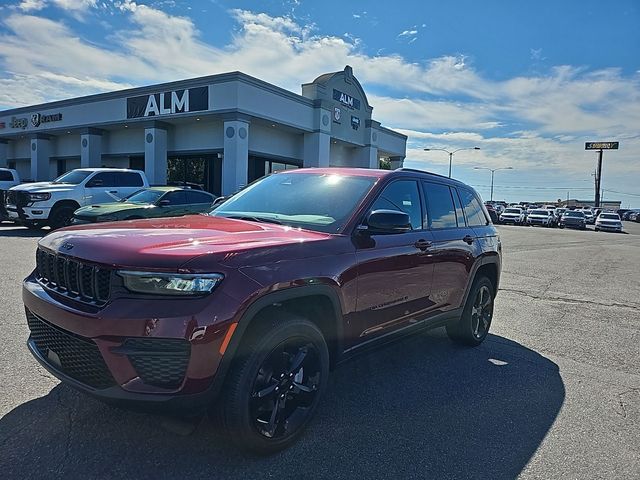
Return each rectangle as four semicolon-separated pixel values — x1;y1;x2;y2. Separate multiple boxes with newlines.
220;314;329;454
446;276;494;346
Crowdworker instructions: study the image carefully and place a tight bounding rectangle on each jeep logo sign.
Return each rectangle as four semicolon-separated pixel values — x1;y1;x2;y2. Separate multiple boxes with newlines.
127;86;208;119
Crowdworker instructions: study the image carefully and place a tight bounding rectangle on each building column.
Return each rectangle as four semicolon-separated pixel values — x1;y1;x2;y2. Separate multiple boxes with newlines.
144;125;168;185
30;136;51;181
389;156;404;169
80;128;103;168
0;140;7;168
303;104;332;168
352;146;379;169
222;119;249;195
303;132;330;168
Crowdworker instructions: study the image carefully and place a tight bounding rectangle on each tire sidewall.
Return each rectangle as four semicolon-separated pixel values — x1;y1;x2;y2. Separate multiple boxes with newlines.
50;206;76;229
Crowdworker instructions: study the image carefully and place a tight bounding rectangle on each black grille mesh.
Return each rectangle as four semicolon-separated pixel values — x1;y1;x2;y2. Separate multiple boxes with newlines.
36;249;111;305
26;310;116;389
123;338;191;389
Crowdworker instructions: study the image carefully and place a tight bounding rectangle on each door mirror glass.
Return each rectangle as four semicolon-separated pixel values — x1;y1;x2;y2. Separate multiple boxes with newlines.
365;209;411;234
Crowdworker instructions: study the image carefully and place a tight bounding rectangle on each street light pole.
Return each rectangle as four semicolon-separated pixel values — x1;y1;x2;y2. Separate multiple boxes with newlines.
423;147;480;178
473;166;513;201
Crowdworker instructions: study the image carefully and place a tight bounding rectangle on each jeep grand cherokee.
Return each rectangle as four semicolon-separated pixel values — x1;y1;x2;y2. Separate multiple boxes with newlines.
23;167;501;453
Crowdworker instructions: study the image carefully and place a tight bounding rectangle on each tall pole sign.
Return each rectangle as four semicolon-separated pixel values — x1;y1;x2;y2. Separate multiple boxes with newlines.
585;141;618;208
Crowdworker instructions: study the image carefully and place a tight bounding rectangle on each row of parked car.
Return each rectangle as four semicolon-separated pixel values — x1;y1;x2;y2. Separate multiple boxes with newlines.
0;167;222;229
484;203;626;233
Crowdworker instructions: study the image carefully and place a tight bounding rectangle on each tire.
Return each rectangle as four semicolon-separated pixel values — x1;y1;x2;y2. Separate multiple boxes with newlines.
219;313;329;454
24;221;44;230
446;276;495;347
49;205;76;230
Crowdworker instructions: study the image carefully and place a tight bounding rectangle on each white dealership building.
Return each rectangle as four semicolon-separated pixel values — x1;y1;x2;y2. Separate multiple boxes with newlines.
0;66;407;195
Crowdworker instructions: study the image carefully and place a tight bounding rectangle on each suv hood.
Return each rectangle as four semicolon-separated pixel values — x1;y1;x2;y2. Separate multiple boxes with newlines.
38;214;332;271
10;182;75;193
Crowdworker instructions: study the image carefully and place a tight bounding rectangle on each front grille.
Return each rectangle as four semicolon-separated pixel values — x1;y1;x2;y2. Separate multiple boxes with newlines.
5;190;29;207
26;310;116;389
122;338;191;389
36;248;112;306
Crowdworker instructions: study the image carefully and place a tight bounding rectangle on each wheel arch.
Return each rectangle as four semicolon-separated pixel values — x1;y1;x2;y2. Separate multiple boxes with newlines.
461;256;501;307
51;199;81;214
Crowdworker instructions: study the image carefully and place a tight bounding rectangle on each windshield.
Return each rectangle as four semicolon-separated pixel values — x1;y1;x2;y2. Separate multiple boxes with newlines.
124;189;165;204
504;208;521;214
211;172;377;233
531;210;548;215
599;214;619;220
52;170;92;185
564;211;584;217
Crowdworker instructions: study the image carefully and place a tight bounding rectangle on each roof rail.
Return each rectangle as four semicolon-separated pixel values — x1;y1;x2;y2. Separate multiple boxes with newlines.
395;167;452;180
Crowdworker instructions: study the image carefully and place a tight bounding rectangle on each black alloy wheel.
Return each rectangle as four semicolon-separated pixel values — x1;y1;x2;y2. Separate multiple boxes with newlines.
220;314;329;454
50;206;75;230
250;338;322;440
446;276;494;346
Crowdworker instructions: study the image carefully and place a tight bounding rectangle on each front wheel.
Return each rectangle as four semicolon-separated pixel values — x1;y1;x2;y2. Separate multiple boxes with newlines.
219;314;329;454
49;206;76;229
446;276;495;346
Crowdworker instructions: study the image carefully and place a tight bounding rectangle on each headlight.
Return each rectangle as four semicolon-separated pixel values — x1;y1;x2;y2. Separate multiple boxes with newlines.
28;192;51;202
118;271;224;296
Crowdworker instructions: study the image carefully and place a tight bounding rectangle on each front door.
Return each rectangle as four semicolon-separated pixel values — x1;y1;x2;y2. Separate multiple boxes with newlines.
354;179;435;340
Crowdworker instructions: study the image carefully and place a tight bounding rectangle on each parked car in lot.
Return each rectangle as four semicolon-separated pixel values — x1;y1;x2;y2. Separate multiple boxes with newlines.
6;168;149;229
499;207;525;225
580;208;595;225
72;187;216;224
484;203;499;224
595;212;623;232
22;167;501;453
527;209;554;227
558;210;586;230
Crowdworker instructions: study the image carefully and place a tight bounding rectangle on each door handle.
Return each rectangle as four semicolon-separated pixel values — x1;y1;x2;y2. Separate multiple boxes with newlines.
414;239;432;251
463;235;475;245
108;190;118;194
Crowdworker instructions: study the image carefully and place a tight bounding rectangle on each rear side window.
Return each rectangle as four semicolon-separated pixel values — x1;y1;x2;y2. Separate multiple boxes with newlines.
0;170;13;181
116;172;144;187
423;182;458;229
186;191;214;204
371;180;423;230
459;188;487;226
163;191;188;205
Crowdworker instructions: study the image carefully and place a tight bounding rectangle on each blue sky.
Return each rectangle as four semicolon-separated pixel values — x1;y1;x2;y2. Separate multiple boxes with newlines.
0;0;639;205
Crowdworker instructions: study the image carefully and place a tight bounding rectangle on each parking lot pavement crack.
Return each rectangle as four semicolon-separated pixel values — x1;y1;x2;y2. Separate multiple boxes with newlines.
499;287;640;313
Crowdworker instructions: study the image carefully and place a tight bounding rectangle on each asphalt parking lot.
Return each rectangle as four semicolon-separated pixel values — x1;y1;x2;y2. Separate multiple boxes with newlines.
0;221;638;479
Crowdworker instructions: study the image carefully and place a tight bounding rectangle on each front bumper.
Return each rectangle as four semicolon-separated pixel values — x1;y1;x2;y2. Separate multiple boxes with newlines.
6;204;51;222
22;275;237;412
596;224;622;232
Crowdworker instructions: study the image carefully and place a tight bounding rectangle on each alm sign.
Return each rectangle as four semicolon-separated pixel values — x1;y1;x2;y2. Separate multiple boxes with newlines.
127;86;209;119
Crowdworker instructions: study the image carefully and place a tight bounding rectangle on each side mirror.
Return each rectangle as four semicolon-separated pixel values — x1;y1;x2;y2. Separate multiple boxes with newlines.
363;209;411;234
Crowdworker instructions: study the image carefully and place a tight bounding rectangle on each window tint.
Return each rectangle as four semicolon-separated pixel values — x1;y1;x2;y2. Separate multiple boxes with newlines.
116;172;144;187
371;180;422;230
163;191;188;205
459;188;487;226
423;182;458;229
87;172;116;187
0;170;13;181
186;191;214;204
452;188;466;226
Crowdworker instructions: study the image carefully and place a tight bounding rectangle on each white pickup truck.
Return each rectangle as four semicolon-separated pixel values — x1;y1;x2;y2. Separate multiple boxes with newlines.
5;168;149;229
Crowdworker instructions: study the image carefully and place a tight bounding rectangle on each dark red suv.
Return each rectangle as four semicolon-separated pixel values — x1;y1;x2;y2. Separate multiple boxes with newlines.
23;167;501;453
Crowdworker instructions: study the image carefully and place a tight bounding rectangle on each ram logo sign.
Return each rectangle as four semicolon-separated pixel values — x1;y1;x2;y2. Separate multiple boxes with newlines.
127;86;209;119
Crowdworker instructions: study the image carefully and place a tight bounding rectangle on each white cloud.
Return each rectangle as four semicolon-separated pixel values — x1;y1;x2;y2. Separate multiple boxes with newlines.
17;0;46;11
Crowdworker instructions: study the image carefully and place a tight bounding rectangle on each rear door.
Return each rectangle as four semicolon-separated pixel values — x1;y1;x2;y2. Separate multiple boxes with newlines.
156;190;190;217
422;182;477;311
354;179;435;339
115;171;145;198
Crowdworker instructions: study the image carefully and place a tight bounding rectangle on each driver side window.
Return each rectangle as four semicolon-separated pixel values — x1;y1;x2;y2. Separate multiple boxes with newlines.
371;180;423;230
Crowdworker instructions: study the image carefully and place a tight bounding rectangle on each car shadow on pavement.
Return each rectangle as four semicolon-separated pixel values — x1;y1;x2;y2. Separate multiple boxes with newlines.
0;225;48;237
0;330;564;480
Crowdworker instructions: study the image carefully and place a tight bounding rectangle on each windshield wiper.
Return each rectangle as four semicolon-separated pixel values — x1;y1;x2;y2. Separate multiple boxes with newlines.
225;215;282;225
